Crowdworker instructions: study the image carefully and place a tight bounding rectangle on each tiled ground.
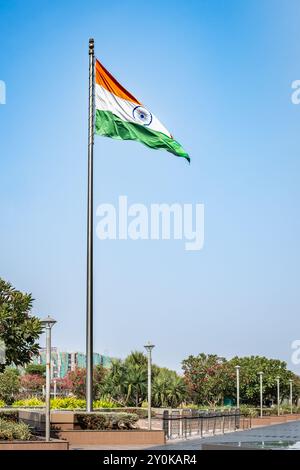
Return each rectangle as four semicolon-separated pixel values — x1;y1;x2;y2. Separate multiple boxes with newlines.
70;421;300;450
150;421;300;450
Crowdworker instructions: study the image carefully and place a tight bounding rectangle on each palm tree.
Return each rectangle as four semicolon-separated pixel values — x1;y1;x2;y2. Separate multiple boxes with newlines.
167;376;187;407
152;370;187;408
123;364;147;406
124;351;148;368
152;373;170;407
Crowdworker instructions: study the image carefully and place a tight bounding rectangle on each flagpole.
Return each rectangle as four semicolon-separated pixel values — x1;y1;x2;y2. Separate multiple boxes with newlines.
86;37;95;412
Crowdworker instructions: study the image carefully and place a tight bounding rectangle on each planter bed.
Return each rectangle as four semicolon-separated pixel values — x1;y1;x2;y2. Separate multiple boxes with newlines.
56;429;165;446
0;437;69;450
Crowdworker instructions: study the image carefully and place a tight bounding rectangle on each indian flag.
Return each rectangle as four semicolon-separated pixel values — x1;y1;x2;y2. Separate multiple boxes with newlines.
95;59;190;162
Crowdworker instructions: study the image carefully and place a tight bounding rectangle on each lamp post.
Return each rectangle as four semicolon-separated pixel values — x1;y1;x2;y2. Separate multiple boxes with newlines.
276;376;280;417
258;372;263;418
235;365;240;409
289;379;293;415
144;342;155;430
41;316;56;441
53;378;57;399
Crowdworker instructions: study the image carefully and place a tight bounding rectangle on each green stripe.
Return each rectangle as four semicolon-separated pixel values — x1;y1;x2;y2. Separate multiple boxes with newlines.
95;110;190;162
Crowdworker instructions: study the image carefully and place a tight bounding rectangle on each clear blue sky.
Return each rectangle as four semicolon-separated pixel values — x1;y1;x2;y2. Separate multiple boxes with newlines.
1;0;300;373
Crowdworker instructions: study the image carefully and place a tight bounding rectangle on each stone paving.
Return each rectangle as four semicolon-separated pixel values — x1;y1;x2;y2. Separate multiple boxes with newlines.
150;420;300;450
70;421;300;450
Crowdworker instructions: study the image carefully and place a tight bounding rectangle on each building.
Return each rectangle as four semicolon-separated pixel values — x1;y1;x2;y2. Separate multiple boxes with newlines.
31;348;113;378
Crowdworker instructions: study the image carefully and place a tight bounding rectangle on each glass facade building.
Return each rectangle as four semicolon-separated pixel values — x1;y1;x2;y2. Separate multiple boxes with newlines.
31;348;113;378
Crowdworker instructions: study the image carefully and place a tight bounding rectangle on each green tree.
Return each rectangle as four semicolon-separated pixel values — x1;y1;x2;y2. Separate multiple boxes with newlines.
152;369;187;408
228;356;296;406
123;364;147;406
0;368;20;404
25;364;46;376
0;278;42;372
124;351;148;369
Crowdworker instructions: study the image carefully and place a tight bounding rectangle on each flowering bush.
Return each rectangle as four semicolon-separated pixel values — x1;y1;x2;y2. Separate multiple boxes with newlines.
20;374;45;395
59;366;106;399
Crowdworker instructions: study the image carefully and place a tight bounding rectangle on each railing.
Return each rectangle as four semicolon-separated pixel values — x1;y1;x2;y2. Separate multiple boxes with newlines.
160;409;251;440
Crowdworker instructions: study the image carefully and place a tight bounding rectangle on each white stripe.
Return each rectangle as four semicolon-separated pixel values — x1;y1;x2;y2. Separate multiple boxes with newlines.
95;83;171;138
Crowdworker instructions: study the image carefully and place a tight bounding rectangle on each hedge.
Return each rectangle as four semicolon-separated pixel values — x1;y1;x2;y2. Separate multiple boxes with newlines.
76;412;139;430
93;407;155;418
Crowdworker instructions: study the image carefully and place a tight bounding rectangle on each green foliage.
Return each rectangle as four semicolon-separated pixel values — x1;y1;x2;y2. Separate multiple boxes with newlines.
239;404;258;417
228;356;297;406
94;407;155;418
76;412;139;430
51;397;86;409
103;352;185;408
12;397;44;408
152;369;187;407
181;403;201;410
93;399;119;409
11;397;121;410
0;278;42;371
25;364;46;376
0;399;5;408
0;418;31;440
103;356;148;407
0;368;21;405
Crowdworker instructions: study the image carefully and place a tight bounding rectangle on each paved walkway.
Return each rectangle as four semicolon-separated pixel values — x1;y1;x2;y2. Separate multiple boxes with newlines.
70;421;300;450
150;421;300;450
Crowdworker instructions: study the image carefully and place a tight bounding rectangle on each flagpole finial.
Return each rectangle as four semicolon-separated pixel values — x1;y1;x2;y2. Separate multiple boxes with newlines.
89;38;94;55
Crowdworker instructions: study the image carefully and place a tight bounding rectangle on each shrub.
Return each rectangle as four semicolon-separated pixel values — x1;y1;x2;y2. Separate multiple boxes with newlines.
25;364;46;377
93;399;120;409
181;404;202;410
239;405;258;418
0;418;31;440
0;369;20;405
0;410;18;422
76;412;139;430
12;397;44;408
92;407;155;418
51;397;86;409
0;399;5;408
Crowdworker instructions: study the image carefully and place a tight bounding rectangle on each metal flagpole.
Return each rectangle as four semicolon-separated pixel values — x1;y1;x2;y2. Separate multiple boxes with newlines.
86;38;95;412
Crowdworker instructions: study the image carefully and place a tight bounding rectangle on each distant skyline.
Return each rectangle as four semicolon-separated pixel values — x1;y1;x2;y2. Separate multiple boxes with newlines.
1;0;300;374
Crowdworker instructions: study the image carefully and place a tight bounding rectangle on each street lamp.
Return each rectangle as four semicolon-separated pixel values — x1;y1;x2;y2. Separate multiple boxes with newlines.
144;342;155;430
235;366;240;409
258;372;263;418
41;315;57;441
276;376;280;417
289;379;293;415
